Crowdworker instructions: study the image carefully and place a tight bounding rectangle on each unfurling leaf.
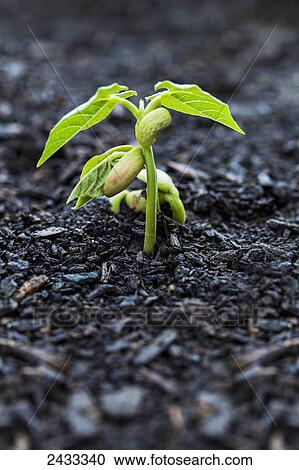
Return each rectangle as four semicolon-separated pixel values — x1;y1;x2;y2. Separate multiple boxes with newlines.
80;145;134;179
67;145;134;209
67;159;112;209
37;84;136;167
72;145;134;209
149;80;244;135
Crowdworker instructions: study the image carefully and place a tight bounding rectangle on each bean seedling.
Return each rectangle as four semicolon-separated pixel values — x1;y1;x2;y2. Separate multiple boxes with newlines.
37;81;244;255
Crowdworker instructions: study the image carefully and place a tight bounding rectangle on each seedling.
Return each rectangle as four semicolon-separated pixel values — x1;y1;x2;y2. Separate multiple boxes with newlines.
37;81;244;255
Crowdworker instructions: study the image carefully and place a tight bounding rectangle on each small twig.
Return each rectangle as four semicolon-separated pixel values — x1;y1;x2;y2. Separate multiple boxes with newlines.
0;337;65;370
234;337;299;370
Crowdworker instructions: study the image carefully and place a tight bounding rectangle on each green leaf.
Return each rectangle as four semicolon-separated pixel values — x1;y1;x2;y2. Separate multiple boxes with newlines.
151;80;245;135
37;84;136;167
115;91;138;99
145;91;164;102
72;154;109;209
80;145;133;178
68;145;134;209
72;195;92;210
67;159;111;209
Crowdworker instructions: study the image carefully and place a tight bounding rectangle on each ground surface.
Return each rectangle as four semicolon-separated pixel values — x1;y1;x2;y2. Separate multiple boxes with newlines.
1;0;299;450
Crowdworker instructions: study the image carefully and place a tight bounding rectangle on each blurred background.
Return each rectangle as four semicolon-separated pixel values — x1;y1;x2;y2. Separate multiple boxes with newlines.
1;0;298;173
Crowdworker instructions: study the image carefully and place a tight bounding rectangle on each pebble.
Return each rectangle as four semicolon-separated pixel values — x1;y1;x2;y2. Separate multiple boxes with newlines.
170;233;181;248
282;140;297;156
86;284;122;299
0;277;17;297
267;219;299;234
197;391;235;438
259;319;290;334
0;102;12;119
7;259;29;273
64;391;98;437
0;123;25;140
33;226;66;238
63;272;98;283
0;299;18;316
134;329;178;365
257;171;273;187
3;60;26;79
105;337;132;353
100;386;144;420
140;368;177;394
119;295;137;307
64;264;88;273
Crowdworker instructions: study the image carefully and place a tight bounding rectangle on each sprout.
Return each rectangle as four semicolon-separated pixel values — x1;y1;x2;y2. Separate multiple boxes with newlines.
37;81;244;255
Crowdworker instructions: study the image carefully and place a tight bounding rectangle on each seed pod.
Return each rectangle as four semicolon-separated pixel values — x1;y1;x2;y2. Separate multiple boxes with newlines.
104;147;144;197
138;168;178;194
125;189;146;213
135;108;171;147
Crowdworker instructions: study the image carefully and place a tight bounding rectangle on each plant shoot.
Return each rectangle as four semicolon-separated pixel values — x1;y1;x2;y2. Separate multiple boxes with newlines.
37;81;244;255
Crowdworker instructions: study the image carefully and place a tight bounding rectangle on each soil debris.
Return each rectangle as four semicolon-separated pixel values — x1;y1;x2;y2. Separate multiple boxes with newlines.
100;386;144;420
16;275;48;299
134;330;178;365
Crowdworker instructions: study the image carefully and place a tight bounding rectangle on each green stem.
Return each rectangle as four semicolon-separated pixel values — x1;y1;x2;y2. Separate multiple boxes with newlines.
143;146;157;255
145;94;163;114
160;193;186;224
113;97;140;120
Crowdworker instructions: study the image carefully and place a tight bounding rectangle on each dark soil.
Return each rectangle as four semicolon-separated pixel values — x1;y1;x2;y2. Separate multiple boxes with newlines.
1;0;299;450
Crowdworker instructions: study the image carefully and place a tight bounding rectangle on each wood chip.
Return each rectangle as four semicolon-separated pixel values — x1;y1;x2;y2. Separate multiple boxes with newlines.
170;233;181;248
235;337;299;369
168;161;208;180
0;337;65;370
134;329;177;365
33;227;66;238
168;405;185;433
16;275;48;299
140;367;177;394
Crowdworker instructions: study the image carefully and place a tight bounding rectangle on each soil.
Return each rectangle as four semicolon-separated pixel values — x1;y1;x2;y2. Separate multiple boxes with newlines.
1;0;299;450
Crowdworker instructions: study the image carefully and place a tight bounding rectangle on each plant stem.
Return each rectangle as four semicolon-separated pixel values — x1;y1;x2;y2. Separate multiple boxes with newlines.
145;94;163;114
142;145;157;255
113;97;140;120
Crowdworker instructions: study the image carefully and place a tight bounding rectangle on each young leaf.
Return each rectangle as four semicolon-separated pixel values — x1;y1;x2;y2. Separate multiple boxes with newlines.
37;84;136;167
81;146;133;178
67;159;112;209
150;81;244;135
73;145;134;209
72;195;93;210
71;154;110;209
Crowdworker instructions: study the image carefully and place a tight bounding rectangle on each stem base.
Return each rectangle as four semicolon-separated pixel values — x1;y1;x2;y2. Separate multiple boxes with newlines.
142;146;157;255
